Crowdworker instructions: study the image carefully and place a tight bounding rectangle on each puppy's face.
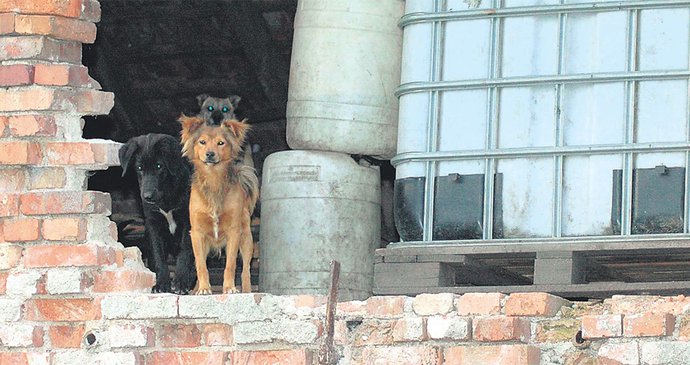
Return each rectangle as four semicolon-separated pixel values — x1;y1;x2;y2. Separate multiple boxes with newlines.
179;115;250;167
196;94;241;126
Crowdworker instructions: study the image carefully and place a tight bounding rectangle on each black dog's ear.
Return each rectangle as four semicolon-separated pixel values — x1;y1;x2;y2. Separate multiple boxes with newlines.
196;94;210;107
119;138;139;177
228;95;241;108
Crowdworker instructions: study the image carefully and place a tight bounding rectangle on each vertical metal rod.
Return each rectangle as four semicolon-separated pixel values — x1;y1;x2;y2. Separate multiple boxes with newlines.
482;0;503;239
685;10;690;234
422;0;445;242
553;5;567;238
318;260;340;365
621;9;639;236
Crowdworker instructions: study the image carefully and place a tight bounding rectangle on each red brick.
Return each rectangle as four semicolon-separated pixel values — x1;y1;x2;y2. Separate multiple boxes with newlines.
0;352;29;365
8;115;57;137
413;293;455;315
0;87;54;112
360;347;439;365
33;63;69;85
0;116;8;137
504;293;570;316
444;345;540;365
158;324;202;348
24;244;117;268
581;314;623;339
25;298;101;321
41;217;84;241
0;64;34;86
367;296;406;317
74;89;115;115
623;312;675;337
456;293;505;316
14;15;96;43
473;316;531;342
293;295;327;308
49;324;84;348
0;141;42;165
230;350;313;365
80;0;101;22
392;317;427;342
0;245;23;269
0;13;15;34
0;271;7;294
0;168;26;192
45;142;104;165
92;269;155;293
353;320;395;346
2;218;40;241
202;324;233;346
0;0;82;18
0;36;81;63
148;352;228;365
27;168;66;190
20;191;111;215
0;193;20;217
598;342;639;364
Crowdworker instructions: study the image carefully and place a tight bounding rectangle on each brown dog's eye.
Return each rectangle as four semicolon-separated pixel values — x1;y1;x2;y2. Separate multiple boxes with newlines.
218;141;225;146
199;140;206;145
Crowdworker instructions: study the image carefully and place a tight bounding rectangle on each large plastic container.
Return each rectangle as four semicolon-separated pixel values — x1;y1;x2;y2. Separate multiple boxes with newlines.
259;150;381;300
286;0;404;159
395;0;690;241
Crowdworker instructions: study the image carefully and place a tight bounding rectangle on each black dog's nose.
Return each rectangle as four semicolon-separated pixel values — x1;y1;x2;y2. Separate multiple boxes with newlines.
206;151;216;159
210;110;223;125
143;191;156;203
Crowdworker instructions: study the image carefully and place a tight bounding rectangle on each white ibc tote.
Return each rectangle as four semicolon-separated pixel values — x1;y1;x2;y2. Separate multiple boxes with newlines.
394;0;690;242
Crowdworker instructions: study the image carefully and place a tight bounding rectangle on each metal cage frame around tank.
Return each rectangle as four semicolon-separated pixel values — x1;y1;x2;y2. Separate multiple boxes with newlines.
391;0;690;246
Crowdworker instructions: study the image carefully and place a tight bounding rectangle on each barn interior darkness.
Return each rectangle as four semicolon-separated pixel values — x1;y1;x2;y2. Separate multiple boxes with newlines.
83;0;297;286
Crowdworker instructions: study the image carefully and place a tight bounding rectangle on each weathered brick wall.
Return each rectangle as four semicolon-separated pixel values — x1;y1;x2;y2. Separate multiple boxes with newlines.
3;1;690;364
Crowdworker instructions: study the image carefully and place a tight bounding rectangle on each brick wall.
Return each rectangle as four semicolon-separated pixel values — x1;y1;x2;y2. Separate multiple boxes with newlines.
2;1;690;364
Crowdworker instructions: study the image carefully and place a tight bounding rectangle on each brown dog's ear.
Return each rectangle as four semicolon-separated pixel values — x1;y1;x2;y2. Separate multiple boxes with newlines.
222;119;250;142
179;114;204;158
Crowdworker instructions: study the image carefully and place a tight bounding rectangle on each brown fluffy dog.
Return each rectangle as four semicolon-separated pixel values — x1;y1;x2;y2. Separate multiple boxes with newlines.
179;115;259;294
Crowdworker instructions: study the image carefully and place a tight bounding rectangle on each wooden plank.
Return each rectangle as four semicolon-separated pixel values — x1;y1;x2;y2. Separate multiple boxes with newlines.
373;281;690;299
374;262;454;289
379;237;690;256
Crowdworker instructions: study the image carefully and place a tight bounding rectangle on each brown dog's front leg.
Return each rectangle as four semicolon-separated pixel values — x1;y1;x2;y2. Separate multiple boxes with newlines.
191;230;212;295
239;227;253;293
223;229;240;294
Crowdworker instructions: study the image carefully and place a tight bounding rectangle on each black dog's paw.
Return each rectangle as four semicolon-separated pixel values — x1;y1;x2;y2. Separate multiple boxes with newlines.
152;280;172;293
172;276;195;295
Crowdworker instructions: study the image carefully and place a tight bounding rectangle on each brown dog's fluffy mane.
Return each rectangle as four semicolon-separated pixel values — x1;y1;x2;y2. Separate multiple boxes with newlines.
178;114;259;213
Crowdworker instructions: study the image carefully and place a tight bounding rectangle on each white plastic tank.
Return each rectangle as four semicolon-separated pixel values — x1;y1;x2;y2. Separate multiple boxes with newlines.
396;0;690;241
286;0;404;159
259;150;381;300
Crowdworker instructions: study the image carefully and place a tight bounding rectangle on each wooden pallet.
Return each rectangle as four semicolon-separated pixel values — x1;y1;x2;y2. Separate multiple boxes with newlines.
374;237;690;299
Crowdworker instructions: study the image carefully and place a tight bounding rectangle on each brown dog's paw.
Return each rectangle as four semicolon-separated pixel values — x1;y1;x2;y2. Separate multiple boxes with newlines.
223;286;239;294
195;287;213;295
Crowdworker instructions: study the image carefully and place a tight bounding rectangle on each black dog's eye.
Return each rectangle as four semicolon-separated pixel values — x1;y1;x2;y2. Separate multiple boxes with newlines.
199;140;206;145
207;106;214;111
218;141;225;146
136;165;143;171
155;163;162;169
222;106;229;113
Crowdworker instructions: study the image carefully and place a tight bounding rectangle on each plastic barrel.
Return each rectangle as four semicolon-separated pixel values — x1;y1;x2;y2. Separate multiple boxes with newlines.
286;0;404;159
259;150;381;300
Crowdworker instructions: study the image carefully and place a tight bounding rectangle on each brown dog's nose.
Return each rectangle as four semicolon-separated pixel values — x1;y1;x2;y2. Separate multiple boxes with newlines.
206;151;216;159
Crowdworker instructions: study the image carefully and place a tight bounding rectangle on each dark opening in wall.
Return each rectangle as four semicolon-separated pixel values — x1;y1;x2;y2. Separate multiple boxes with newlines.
82;0;296;291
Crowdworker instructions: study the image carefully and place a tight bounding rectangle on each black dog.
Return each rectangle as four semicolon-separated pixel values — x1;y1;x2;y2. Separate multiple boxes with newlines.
119;134;196;294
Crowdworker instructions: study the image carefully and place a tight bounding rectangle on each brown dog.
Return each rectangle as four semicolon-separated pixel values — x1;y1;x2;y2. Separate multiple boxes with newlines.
179;115;259;294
